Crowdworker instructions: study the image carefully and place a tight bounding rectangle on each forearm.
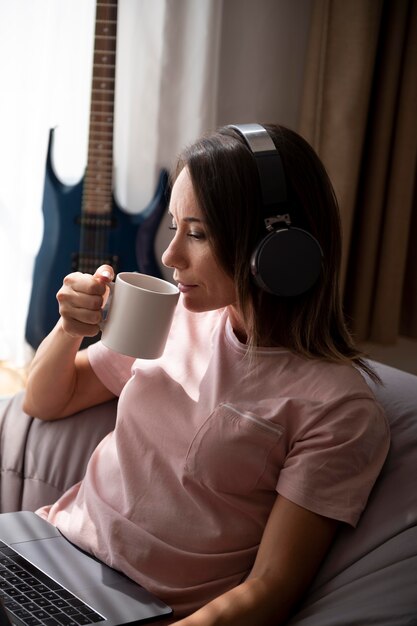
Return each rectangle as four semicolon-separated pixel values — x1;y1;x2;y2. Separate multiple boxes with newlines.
23;320;82;419
174;577;290;626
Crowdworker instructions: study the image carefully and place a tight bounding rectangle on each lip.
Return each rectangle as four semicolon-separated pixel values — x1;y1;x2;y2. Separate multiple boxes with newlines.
177;282;198;293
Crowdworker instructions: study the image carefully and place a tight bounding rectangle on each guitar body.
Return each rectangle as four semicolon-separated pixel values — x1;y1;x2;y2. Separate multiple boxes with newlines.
25;128;168;349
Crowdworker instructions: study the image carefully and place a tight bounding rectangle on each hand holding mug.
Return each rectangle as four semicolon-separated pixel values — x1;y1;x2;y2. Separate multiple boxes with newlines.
56;265;114;338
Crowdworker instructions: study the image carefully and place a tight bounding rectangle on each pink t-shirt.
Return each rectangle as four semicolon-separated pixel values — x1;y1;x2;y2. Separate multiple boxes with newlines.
38;301;389;618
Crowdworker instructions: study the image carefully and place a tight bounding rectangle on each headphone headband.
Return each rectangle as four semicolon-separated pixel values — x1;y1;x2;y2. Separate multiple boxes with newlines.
227;122;323;297
228;123;287;210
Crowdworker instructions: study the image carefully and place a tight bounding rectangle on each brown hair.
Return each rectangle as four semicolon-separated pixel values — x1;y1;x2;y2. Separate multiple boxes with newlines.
174;123;378;381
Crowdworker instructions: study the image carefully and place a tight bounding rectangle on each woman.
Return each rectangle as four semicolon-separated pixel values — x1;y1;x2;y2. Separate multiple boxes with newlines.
23;123;390;625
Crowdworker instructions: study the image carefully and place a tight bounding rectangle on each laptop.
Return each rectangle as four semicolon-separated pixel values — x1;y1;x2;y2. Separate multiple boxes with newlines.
0;511;172;626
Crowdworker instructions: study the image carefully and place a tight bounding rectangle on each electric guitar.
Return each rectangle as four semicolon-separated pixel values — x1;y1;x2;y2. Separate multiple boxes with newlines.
25;0;168;349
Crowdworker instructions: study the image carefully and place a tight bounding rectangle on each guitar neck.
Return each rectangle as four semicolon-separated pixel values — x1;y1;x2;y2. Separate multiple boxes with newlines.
83;0;118;218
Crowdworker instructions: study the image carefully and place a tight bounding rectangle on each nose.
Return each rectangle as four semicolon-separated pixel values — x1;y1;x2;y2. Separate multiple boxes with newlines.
161;233;186;270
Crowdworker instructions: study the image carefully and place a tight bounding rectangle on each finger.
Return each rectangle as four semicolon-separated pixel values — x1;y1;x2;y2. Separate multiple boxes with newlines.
61;316;101;338
62;272;107;297
57;289;104;312
93;265;115;283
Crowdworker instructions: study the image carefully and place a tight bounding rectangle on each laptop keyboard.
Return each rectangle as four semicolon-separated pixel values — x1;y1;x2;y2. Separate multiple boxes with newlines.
0;542;104;625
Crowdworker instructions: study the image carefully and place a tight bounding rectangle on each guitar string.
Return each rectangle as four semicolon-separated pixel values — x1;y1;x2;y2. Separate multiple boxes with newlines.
85;3;117;275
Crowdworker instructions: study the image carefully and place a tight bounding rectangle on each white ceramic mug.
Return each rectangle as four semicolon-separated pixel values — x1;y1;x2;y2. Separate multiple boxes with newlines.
100;272;180;359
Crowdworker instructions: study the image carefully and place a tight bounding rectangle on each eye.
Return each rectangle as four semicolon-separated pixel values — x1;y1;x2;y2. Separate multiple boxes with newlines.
188;231;206;240
168;218;177;232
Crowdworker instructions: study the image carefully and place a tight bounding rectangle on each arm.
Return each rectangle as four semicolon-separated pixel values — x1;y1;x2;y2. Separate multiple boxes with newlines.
175;495;338;626
23;265;117;420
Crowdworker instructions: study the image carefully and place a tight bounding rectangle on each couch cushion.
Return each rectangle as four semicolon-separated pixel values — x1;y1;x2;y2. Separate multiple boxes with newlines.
0;392;117;513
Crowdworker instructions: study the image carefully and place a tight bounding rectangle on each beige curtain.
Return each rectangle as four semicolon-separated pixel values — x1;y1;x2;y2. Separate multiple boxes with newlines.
299;0;417;344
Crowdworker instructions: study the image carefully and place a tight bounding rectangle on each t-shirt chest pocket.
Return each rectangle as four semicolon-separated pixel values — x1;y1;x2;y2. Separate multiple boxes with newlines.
184;403;285;495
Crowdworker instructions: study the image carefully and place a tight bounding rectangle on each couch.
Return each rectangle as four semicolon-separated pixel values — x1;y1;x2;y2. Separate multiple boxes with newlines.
0;360;416;624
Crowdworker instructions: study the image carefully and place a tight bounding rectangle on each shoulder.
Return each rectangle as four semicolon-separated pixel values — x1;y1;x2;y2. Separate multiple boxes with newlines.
275;357;390;526
278;355;389;442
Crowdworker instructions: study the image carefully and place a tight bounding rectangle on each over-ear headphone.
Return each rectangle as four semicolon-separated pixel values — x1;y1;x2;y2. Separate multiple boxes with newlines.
228;123;323;297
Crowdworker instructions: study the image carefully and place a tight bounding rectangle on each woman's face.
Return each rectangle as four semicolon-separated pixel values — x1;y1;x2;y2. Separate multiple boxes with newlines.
162;167;238;315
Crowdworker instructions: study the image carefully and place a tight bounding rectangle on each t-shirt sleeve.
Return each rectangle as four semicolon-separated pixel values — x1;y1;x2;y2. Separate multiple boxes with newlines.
276;397;390;527
87;341;135;396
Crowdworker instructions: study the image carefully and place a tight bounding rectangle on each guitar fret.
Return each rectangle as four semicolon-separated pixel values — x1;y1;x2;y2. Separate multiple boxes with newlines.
84;198;113;202
83;186;112;192
89;131;113;135
84;190;112;195
83;184;113;191
84;179;113;185
83;198;113;204
84;199;112;206
84;198;113;205
84;173;112;180
89;124;113;129
83;200;113;207
88;140;113;146
93;64;116;69
90;110;113;114
94;47;116;57
91;97;114;103
91;87;114;93
91;92;114;98
88;156;113;163
89;132;114;139
92;88;115;94
82;206;112;214
89;146;113;151
77;217;113;226
83;200;113;206
88;157;113;163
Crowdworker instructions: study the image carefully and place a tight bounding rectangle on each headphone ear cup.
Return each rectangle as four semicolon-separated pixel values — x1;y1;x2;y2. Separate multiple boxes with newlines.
251;228;323;297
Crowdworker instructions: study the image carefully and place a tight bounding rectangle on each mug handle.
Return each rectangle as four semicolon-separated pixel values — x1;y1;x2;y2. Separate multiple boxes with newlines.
99;281;115;331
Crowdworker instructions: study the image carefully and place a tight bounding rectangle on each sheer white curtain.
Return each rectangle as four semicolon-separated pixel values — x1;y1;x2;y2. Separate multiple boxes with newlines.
0;0;312;366
0;0;95;365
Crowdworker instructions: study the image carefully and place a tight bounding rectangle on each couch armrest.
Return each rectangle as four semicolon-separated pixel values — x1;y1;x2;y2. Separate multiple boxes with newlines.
0;391;117;513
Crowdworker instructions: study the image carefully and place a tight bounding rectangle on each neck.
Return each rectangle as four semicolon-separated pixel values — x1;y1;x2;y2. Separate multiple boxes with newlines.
227;306;248;344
